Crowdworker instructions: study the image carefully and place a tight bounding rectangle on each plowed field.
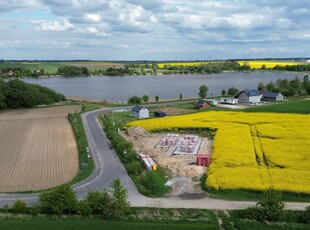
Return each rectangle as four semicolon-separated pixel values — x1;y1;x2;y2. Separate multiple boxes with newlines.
0;105;81;192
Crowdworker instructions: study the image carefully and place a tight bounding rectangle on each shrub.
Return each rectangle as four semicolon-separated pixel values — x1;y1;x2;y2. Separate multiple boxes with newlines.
2;204;9;213
39;184;78;215
142;95;149;103
86;191;112;217
141;170;170;197
128;96;142;104
11;199;28;214
29;204;41;215
299;205;310;224
244;189;285;221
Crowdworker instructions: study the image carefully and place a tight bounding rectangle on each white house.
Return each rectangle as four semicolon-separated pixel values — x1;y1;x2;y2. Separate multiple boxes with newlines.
235;89;263;104
131;106;149;119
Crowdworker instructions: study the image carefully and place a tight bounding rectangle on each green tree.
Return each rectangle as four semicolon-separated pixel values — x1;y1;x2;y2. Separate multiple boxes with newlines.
303;75;310;95
257;81;265;90
244;189;285;222
109;178;131;218
85;190;112;217
179;93;183;100
227;87;239;96
266;81;276;92
12;199;28;214
155;95;159;102
142;95;149;103
128;96;142;104
261;64;267;70
221;89;226;96
198;84;208;99
39;184;78;215
289;77;302;92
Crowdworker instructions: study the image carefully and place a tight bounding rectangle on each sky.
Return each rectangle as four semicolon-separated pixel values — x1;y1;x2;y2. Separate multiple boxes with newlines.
0;0;309;60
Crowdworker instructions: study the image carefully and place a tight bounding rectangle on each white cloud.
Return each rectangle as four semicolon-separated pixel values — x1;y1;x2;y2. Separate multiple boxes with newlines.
1;0;310;59
40;19;74;31
84;13;101;23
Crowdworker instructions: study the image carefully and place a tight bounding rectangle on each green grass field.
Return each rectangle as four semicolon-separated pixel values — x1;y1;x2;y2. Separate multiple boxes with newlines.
243;99;310;114
0;218;217;230
0;61;124;74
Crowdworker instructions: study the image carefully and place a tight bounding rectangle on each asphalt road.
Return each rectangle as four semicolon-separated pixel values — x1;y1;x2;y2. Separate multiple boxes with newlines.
0;106;309;210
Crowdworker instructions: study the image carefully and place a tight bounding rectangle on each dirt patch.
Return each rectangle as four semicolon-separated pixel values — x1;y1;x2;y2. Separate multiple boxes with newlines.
121;128;213;199
0;105;80;192
149;106;195;116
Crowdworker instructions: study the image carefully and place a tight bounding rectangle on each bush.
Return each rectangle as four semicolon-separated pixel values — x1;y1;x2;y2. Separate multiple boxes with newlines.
39;184;78;215
86;191;112;217
11;199;28;214
244;189;285;221
299;205;310;224
125;161;143;175
142;95;149;103
2;204;9;213
128;96;142;104
141;170;170;197
30;204;41;215
77;200;92;216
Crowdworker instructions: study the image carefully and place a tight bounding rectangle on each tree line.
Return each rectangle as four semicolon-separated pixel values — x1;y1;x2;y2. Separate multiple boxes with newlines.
0;79;66;110
257;75;310;97
2;178;131;218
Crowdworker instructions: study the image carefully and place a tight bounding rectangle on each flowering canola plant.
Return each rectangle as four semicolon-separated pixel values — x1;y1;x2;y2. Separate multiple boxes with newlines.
127;111;310;194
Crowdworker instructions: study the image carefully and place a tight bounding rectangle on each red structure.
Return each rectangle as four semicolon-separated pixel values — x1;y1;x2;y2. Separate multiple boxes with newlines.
196;154;211;166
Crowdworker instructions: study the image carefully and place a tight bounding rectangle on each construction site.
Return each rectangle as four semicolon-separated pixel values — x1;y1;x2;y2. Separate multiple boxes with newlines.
121;126;213;199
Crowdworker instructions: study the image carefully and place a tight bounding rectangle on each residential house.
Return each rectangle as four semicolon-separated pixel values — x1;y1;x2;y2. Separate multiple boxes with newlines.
131;106;149;119
195;99;211;110
261;91;284;102
235;89;263;104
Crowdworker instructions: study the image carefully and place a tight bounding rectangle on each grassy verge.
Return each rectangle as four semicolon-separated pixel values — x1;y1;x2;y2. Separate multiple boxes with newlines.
99;113;170;197
221;210;310;230
1;207;309;230
0;208;219;230
66;102;105;185
204;188;310;202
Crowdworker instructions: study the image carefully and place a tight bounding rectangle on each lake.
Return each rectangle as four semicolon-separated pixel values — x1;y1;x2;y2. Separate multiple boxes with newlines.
23;72;306;103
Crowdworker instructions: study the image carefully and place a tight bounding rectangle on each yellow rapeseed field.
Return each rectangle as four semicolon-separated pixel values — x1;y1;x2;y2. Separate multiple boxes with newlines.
127;111;310;194
237;60;302;69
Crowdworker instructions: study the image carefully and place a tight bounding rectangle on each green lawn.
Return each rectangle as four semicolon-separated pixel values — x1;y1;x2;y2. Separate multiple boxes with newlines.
242;99;310;114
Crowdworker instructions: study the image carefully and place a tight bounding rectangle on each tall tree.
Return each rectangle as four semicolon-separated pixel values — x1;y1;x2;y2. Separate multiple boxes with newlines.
257;81;265;90
142;95;149;103
109;178;131;218
227;87;239;96
198;84;208;99
266;81;276;92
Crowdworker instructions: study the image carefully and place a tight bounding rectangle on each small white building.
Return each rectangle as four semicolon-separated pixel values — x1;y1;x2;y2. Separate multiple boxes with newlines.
235;89;263;104
131;106;149;119
220;97;239;104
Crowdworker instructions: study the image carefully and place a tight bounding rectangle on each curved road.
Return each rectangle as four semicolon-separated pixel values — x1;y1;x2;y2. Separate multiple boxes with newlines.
0;107;308;210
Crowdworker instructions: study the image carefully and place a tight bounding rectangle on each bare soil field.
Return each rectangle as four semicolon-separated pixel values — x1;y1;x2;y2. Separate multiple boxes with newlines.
122;127;213;199
0;105;81;192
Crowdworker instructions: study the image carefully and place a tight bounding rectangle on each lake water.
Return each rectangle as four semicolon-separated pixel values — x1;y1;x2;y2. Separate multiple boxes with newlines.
23;72;305;103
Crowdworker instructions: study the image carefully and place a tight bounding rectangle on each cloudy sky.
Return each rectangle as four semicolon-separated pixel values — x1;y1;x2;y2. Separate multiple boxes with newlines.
0;0;309;60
